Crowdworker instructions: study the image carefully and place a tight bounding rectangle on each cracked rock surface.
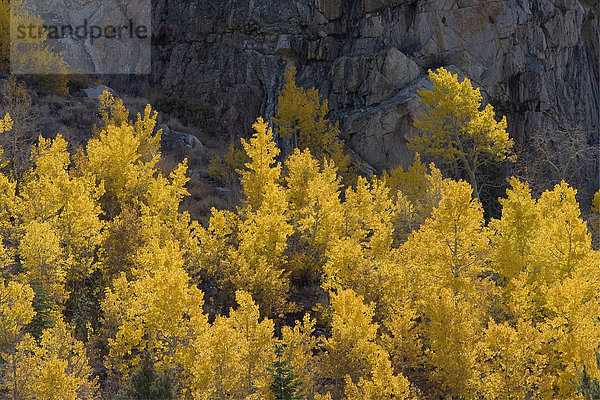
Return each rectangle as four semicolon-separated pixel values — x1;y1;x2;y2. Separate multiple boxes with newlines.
152;0;599;171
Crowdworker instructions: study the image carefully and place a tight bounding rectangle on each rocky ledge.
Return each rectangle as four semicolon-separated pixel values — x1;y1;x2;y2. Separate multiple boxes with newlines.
150;0;599;171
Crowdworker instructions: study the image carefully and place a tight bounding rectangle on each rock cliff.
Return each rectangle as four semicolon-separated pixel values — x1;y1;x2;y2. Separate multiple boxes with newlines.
151;0;599;171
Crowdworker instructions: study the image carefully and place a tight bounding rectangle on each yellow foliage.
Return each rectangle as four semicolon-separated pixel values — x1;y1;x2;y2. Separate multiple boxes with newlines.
322;289;380;394
191;290;275;399
281;313;318;397
344;350;414;400
0;0;69;94
410;67;513;197
381;304;424;387
343;176;396;256
593;190;600;214
207;140;249;186
533;181;594;283
18;220;68;306
422;288;483;399
17;134;104;306
85;92;174;220
285;148;343;273
274;67;350;178
197;118;295;317
0;77;593;400
480;319;549;399
97;91;130;132
0;112;13;133
102;240;204;384
489;178;539;282
403;178;490;297
239;117;282;209
0;277;35;350
383;154;444;241
22;317;98;400
0;285;96;400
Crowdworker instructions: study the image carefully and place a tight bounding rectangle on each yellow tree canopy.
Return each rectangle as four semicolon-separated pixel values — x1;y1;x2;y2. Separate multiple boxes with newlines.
410;67;514;198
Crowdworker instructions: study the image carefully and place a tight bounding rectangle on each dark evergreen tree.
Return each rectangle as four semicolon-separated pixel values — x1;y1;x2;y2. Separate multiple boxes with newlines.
268;344;305;400
25;278;54;339
116;352;179;400
576;348;600;400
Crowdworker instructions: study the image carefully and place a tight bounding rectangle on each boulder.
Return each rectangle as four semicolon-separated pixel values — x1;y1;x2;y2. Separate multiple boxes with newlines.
84;85;116;100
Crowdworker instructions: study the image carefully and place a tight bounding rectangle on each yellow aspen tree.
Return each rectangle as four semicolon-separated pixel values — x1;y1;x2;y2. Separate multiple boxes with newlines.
401;178;491;301
410;67;513;199
322;176;399;308
487;180;599;398
136;159;199;274
488;178;539;283
96;91;130;131
97;163;194;284
322;289;413;399
141;159;190;222
533;181;595;283
192;290;275;399
532;182;600;397
280;314;319;397
85;122;146;215
384;154;440;240
18;221;68;307
194;208;239;280
480;318;550;399
381;303;425;391
20;135;104;287
0;282;95;400
391;179;492;398
0;170;17;248
342;176;396;256
542;271;600;398
273;67;350;177
1;0;69;93
321;289;380;396
344;349;414;400
236;119;291;275
232;178;293;316
84;94;198;285
20;135;71;221
0;278;35;400
238;117;282;209
20;316;98;400
94;91;160;166
3;334;39;400
55;173;104;283
284;148;343;274
422;288;483;400
197;118;293;317
0;113;13;133
102;239;205;392
84;94;168;219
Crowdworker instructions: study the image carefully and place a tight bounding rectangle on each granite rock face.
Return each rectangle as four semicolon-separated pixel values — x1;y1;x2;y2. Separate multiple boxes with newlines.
152;0;599;170
22;0;151;74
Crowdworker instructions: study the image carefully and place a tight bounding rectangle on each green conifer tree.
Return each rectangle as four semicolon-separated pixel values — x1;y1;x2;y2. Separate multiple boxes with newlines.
25;278;55;339
575;319;600;400
117;352;179;400
268;345;305;400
